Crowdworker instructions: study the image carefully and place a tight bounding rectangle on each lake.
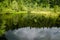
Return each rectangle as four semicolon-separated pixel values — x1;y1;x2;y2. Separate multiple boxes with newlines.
5;27;60;40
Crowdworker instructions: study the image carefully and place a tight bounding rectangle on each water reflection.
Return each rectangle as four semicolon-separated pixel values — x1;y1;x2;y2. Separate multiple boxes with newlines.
5;27;60;40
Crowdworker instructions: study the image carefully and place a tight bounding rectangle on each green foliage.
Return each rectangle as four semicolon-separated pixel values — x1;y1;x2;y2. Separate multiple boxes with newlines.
0;14;6;36
0;12;59;32
0;0;60;37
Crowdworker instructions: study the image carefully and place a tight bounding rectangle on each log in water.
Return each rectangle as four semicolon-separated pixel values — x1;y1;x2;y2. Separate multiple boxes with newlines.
5;27;60;40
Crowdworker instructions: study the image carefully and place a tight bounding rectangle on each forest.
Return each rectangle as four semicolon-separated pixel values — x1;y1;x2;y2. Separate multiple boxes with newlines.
0;0;60;40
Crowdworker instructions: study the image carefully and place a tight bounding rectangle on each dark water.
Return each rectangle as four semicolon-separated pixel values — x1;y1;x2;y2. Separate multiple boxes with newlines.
5;27;60;40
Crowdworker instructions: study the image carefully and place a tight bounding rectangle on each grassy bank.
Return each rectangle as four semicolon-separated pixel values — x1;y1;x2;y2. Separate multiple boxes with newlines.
0;11;60;35
0;0;60;38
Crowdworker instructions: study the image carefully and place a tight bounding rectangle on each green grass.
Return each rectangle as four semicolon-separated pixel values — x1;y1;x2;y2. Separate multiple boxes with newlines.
0;0;60;36
0;11;59;28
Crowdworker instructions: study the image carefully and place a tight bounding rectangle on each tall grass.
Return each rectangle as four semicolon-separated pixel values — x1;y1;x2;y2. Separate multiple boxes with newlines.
0;12;59;32
0;0;60;36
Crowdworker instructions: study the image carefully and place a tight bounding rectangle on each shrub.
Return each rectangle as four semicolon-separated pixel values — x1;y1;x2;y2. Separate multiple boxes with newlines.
0;11;60;36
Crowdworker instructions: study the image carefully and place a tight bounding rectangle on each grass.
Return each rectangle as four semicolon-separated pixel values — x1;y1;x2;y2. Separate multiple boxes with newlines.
0;0;60;36
0;0;60;39
0;8;60;36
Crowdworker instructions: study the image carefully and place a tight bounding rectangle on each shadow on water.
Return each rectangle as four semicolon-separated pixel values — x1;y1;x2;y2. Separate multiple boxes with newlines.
5;27;60;40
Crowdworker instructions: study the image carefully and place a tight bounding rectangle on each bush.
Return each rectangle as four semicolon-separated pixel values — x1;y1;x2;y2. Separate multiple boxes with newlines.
0;11;60;36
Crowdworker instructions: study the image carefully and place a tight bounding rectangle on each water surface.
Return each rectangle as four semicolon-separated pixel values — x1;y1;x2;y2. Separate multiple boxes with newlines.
5;27;60;40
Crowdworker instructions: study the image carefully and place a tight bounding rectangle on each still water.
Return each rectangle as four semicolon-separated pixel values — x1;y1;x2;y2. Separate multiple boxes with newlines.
5;27;60;40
